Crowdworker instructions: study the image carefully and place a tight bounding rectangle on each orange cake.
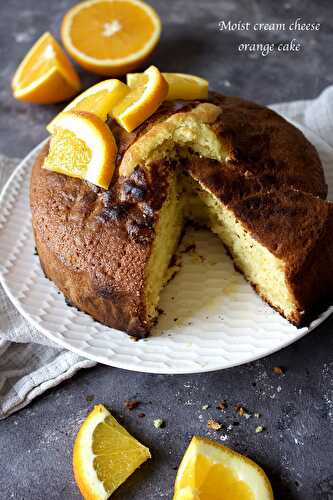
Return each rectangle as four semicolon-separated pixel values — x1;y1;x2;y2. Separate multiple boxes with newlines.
30;94;333;337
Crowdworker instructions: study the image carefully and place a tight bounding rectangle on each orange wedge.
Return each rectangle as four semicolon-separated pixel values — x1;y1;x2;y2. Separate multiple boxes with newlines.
47;79;129;133
73;404;151;499
127;72;209;101
12;32;80;104
112;65;168;132
44;111;117;189
61;0;161;76
173;436;274;500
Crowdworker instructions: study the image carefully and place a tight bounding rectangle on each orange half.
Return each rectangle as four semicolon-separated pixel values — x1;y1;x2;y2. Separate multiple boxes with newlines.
61;0;161;76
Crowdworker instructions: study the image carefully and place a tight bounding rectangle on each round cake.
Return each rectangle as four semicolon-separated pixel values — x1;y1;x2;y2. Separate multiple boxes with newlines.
30;93;333;338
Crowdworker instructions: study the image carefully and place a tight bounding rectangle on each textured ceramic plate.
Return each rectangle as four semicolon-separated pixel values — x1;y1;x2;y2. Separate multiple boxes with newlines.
1;122;333;374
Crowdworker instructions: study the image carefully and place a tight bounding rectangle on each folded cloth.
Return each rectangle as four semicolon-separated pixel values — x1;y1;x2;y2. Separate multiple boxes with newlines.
1;87;333;419
0;154;95;419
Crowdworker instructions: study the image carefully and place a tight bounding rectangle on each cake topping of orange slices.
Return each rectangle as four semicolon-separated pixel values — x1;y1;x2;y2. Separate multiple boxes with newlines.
61;0;161;76
73;404;151;499
44;111;117;189
12;32;80;104
173;436;274;500
127;72;209;101
112;65;168;132
47;79;129;133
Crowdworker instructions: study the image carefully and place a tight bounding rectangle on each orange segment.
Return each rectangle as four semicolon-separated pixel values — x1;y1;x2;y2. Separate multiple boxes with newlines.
12;32;80;104
173;436;274;500
47;79;129;133
73;404;151;499
112;65;168;132
44;111;117;189
127;72;209;101
61;0;161;76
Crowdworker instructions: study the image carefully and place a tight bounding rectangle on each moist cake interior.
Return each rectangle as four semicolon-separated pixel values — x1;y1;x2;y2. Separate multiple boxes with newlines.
144;154;296;326
144;169;184;322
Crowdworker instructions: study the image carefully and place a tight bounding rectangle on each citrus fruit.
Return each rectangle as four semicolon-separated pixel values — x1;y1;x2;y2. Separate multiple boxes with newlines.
127;72;209;101
73;404;151;499
173;436;274;500
112;65;168;131
61;0;161;76
12;32;80;104
44;111;117;189
47;78;129;133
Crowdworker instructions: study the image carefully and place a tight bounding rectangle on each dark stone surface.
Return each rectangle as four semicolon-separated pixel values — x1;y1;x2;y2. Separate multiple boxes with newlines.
1;0;333;499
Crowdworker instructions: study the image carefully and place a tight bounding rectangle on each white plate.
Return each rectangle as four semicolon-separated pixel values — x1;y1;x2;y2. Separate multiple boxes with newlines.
1;123;333;374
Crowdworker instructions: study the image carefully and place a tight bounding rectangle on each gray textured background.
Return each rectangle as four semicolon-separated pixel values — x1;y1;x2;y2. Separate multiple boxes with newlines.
1;0;333;499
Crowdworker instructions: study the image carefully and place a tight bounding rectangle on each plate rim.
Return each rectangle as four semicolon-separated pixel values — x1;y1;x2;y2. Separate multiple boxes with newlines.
2;265;333;374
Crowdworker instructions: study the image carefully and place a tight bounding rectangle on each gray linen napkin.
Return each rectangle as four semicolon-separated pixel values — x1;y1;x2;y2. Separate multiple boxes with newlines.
0;155;95;420
1;87;333;419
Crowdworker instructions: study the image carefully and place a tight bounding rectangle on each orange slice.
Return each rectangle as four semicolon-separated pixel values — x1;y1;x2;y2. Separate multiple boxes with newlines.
127;72;209;101
61;0;161;76
112;65;168;132
12;32;80;104
173;436;274;500
73;404;151;499
44;111;117;189
47;79;129;133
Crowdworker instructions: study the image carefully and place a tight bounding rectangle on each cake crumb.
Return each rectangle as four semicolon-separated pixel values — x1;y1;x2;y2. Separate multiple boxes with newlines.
235;404;248;417
124;400;140;410
202;404;209;410
154;418;165;429
273;366;285;376
217;400;227;411
207;419;222;431
255;425;264;433
254;412;261;418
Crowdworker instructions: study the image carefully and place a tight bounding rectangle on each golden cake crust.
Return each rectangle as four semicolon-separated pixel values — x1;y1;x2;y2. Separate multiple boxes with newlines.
30;93;330;335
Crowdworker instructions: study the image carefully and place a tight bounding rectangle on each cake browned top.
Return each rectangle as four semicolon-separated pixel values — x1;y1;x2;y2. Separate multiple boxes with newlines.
110;93;327;197
30;93;328;332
